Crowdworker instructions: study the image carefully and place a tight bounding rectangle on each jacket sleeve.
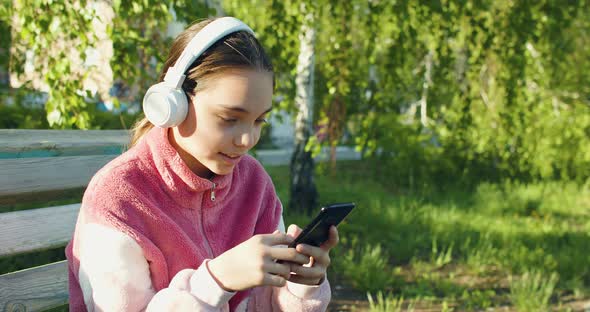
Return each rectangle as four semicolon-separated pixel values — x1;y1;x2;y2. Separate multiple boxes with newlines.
75;222;236;312
247;275;331;312
244;214;332;312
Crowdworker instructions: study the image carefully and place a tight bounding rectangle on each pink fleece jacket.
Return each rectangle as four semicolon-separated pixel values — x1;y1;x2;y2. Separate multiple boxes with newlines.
65;127;331;311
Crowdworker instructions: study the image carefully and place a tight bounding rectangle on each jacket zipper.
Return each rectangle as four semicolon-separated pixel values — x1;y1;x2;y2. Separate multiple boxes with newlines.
210;182;216;201
199;181;217;259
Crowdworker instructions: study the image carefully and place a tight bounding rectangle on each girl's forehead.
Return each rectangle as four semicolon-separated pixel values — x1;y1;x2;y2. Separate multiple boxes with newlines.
195;69;273;111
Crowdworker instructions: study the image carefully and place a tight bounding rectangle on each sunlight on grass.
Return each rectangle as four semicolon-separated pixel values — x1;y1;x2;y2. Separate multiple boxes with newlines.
430;238;454;269
367;292;414;312
335;242;395;293
509;271;559;311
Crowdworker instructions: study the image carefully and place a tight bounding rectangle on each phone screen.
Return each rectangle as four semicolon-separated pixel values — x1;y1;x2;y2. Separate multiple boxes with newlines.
288;202;355;248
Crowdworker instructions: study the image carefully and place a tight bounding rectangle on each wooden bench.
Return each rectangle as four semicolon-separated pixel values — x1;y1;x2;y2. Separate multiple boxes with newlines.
0;129;129;311
0;129;361;311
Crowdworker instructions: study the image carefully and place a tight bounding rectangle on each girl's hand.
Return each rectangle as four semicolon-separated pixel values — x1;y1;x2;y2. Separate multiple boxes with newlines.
286;224;339;285
207;231;310;292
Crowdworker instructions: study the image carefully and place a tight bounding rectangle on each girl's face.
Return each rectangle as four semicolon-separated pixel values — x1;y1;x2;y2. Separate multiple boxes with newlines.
170;69;273;178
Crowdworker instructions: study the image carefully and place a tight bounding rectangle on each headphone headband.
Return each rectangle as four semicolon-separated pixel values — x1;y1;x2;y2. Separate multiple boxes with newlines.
163;17;254;89
143;17;255;128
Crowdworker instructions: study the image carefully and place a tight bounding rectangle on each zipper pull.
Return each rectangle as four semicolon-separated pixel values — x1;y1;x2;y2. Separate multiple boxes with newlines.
210;182;216;201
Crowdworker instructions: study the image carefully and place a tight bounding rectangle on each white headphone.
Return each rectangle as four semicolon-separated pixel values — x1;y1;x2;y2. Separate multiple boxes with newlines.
142;17;255;128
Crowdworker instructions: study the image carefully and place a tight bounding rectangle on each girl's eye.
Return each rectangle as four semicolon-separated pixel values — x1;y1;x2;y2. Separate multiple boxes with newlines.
219;116;237;123
255;118;268;124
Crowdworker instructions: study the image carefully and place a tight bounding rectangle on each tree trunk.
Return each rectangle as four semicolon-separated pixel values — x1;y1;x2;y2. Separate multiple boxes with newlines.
327;95;346;175
289;4;317;215
420;50;433;127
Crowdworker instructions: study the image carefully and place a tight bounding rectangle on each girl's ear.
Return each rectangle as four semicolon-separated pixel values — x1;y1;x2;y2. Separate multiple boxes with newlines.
176;95;198;137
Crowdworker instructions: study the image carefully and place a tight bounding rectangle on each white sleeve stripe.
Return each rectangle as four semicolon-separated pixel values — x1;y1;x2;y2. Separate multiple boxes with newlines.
78;223;236;311
278;214;286;233
189;260;235;306
78;223;156;311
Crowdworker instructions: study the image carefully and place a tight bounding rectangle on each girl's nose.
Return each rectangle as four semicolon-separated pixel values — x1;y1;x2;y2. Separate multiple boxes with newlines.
234;128;256;148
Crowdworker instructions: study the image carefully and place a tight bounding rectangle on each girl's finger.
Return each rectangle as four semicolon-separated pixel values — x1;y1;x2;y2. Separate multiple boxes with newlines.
262;273;287;287
261;232;294;246
295;244;330;266
320;226;339;251
264;260;291;279
288;274;324;286
287;224;303;239
289;262;325;279
269;247;310;265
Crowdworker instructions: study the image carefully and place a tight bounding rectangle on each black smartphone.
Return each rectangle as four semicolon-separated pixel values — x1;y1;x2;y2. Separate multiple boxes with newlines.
288;202;355;248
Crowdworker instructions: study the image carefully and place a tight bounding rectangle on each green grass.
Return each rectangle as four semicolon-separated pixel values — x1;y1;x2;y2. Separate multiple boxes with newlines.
267;161;590;310
509;270;559;311
367;292;415;312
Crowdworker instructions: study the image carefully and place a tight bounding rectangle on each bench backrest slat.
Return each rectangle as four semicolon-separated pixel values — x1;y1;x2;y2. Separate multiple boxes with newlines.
0;129;128;158
0;156;117;204
0;204;80;257
0;261;68;312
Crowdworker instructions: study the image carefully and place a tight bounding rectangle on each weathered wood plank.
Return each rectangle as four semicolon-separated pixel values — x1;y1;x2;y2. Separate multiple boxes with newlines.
0;261;68;312
0;155;116;199
0;129;129;158
0;188;85;208
0;204;79;257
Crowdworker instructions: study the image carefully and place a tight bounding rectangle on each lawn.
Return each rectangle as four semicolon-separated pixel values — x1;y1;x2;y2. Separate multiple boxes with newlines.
268;161;590;311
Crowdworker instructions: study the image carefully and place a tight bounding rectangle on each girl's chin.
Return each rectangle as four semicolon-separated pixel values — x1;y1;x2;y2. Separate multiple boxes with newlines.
209;162;236;176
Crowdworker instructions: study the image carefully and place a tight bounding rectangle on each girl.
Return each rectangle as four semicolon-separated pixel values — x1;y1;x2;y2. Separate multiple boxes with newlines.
65;17;337;311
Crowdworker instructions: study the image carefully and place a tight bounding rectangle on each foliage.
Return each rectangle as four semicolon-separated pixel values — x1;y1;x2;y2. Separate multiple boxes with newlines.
109;0;212;98
0;88;49;128
0;105;140;130
222;0;304;114
0;0;212;129
226;1;590;184
0;88;139;129
0;6;9;81
5;0;97;129
2;1;588;182
0;104;48;129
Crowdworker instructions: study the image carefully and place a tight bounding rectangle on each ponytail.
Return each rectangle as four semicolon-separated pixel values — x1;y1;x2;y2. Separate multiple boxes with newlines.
129;116;154;148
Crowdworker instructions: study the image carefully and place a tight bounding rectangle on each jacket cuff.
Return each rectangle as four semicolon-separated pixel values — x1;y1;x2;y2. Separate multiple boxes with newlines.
188;259;236;308
286;276;329;299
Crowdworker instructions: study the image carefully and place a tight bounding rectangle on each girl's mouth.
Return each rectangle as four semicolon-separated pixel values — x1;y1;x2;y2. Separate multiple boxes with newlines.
219;152;243;164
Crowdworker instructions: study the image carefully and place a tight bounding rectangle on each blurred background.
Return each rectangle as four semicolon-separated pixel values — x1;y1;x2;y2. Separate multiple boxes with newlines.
1;0;589;310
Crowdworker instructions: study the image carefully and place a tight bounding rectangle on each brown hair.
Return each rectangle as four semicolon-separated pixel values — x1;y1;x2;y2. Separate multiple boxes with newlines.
129;18;274;147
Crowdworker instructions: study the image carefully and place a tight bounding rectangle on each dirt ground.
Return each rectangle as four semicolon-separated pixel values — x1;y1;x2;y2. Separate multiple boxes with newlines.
327;281;590;312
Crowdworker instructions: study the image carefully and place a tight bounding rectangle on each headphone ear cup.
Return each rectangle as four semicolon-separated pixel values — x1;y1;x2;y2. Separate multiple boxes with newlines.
143;82;189;128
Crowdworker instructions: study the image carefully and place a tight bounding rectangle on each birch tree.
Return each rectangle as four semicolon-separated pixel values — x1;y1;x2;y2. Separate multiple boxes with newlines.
289;1;317;214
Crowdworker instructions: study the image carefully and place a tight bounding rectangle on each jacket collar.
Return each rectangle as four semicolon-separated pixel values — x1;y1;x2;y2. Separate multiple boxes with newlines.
143;127;233;208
